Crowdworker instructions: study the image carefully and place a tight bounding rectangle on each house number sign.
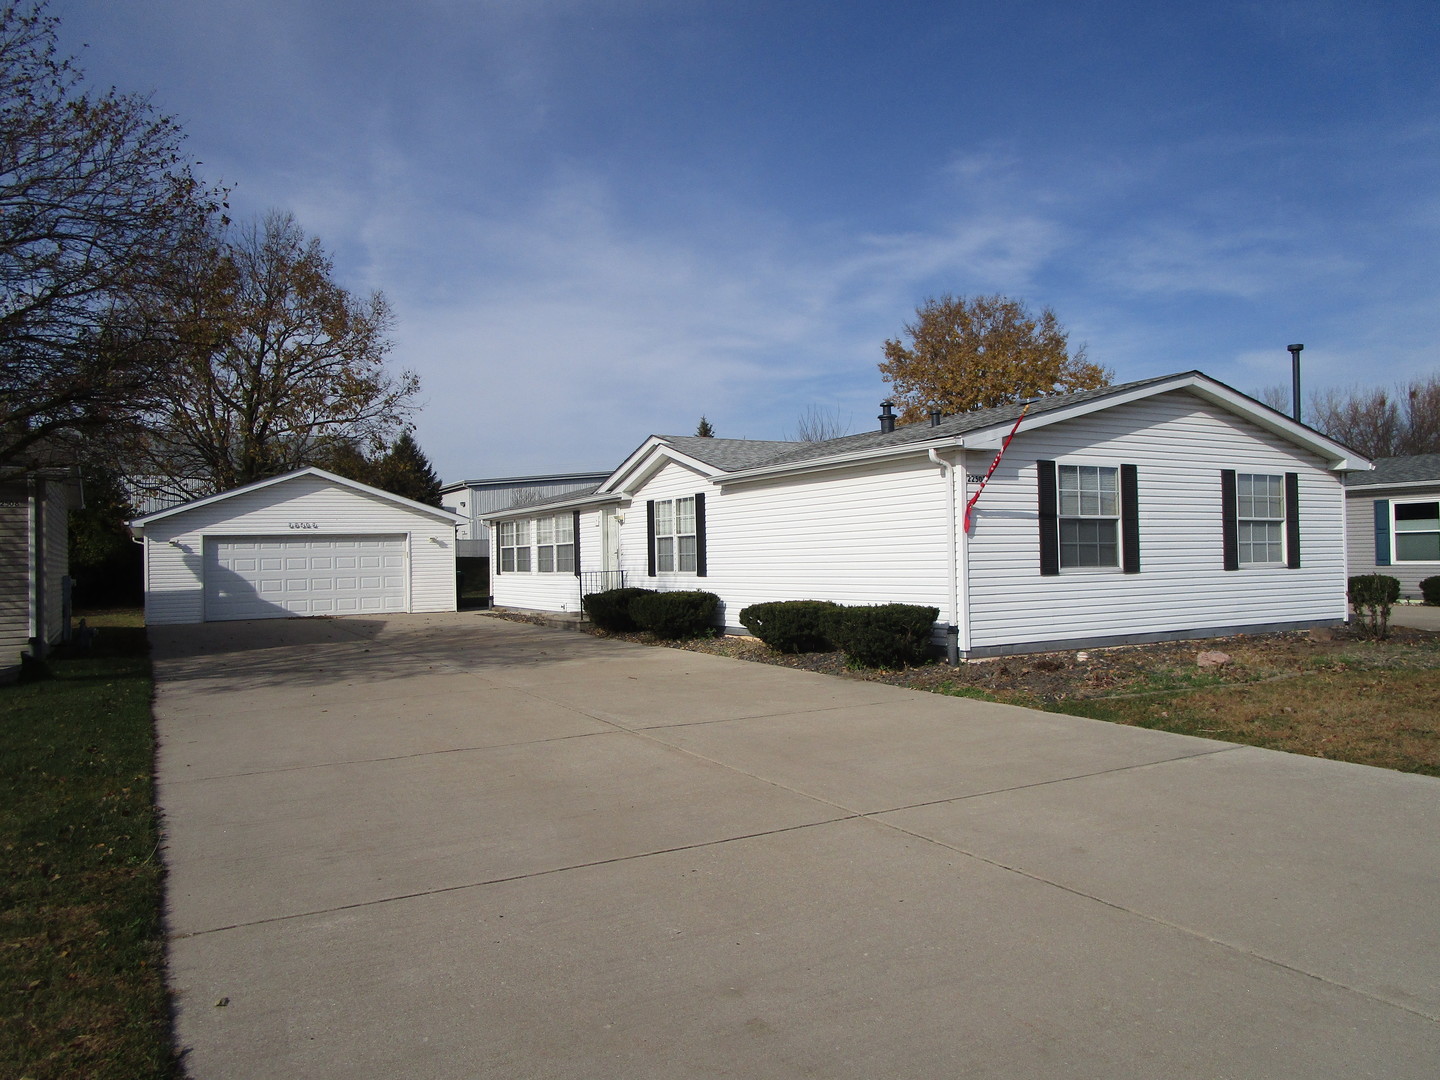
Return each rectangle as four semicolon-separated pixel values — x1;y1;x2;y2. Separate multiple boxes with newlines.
288;521;320;530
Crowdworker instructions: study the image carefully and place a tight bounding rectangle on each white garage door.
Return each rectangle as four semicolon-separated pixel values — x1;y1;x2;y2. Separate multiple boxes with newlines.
204;536;408;621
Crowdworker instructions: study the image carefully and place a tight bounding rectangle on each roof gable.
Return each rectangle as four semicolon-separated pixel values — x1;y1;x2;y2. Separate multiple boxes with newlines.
130;467;466;528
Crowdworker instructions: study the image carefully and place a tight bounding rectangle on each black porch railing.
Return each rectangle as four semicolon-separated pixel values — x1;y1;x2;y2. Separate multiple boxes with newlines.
580;570;625;599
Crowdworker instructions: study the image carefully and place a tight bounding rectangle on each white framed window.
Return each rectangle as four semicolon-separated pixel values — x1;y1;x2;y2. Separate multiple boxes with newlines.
535;514;575;573
1058;464;1119;568
1236;473;1285;565
1393;499;1440;562
498;519;530;572
654;496;697;573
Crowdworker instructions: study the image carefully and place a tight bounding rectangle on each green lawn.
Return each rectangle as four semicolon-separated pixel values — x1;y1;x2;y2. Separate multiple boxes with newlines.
1;612;178;1080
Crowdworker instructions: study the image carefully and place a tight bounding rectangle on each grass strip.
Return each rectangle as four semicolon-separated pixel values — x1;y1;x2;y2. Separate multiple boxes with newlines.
1;614;178;1080
1042;668;1440;777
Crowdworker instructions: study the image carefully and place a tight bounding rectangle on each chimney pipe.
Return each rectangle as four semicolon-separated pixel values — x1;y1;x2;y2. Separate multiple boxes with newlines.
1287;344;1304;422
879;400;896;434
929;409;943;427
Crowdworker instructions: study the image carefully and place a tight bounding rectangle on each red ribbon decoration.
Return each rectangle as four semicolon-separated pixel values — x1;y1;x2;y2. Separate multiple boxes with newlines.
962;402;1031;533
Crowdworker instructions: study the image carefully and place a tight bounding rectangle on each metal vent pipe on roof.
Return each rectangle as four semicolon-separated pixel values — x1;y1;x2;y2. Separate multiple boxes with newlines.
929;409;943;427
1288;343;1304;422
879;400;896;433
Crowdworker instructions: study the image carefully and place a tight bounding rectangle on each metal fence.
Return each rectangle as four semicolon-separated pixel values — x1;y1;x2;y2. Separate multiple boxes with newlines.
580;570;625;598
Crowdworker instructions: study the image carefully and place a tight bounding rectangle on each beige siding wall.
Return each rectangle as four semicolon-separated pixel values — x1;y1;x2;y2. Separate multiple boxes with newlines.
1345;485;1440;598
0;487;29;673
143;474;457;624
964;391;1348;651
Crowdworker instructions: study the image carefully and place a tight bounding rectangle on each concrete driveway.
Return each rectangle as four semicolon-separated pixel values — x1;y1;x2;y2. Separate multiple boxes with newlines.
151;612;1440;1079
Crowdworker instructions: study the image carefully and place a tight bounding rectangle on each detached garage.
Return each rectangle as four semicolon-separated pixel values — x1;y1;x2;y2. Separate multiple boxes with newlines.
131;468;464;625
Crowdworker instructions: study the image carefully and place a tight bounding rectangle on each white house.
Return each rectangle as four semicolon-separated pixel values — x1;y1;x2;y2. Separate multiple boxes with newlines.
485;371;1372;659
1343;454;1440;599
131;468;465;625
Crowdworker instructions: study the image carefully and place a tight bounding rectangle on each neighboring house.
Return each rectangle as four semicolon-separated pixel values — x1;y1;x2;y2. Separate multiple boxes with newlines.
485;371;1371;659
130;468;465;624
441;472;612;558
1343;453;1440;599
1;464;83;679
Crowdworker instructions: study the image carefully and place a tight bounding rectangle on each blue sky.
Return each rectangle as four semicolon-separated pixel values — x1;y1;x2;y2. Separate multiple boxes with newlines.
53;0;1440;482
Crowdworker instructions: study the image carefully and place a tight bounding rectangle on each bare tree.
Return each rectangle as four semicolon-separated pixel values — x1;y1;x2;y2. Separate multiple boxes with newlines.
0;2;221;466
1254;385;1294;413
791;405;852;442
132;211;418;499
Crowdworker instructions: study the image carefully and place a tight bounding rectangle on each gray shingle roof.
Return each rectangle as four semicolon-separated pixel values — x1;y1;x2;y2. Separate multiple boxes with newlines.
653;436;805;471
1344;454;1440;487
717;372;1204;471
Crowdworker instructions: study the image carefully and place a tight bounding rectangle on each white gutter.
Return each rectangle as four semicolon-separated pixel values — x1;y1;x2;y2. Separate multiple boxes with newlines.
927;447;962;664
481;491;622;524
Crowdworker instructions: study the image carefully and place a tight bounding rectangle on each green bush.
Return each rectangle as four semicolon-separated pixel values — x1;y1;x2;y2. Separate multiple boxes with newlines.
738;600;841;653
823;603;939;669
581;587;656;632
629;590;720;639
1348;574;1401;640
1420;576;1440;606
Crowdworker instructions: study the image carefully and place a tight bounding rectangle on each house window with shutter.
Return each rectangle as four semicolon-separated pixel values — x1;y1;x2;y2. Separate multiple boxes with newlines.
1058;465;1120;569
1222;469;1300;570
654;496;697;572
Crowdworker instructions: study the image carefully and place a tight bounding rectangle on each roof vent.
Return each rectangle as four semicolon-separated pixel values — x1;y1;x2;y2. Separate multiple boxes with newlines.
929;409;943;427
878;400;896;434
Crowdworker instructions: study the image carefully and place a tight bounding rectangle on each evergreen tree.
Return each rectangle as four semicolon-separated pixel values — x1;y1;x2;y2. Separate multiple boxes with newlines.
695;416;716;437
373;431;442;506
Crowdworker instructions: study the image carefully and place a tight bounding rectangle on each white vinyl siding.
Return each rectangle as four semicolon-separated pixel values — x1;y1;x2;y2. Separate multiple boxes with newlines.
966;391;1347;652
613;457;951;629
0;491;30;672
141;472;457;625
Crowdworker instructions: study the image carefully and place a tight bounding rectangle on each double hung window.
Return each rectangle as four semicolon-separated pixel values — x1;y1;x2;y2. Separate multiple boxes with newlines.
1236;474;1285;565
498;520;530;572
654;496;697;573
1394;501;1440;562
535;514;575;573
1058;465;1119;568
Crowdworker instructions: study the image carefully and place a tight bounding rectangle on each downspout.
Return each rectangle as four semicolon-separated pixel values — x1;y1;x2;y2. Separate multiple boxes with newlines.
928;447;961;665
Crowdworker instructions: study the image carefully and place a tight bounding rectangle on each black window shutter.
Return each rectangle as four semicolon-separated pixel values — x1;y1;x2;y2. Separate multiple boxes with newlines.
1121;464;1140;574
1221;470;1239;571
646;500;657;576
1374;499;1391;565
572;509;582;577
694;492;707;577
493;527;501;575
1037;460;1059;576
1284;472;1300;569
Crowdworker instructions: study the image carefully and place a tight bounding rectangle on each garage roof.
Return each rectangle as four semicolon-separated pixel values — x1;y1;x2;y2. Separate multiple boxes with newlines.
130;467;466;534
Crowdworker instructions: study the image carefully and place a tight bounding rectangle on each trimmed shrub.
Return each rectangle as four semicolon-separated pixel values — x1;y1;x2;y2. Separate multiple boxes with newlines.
581;587;656;632
738;600;841;653
823;603;940;669
630;590;720;639
1421;576;1440;606
1348;574;1401;640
